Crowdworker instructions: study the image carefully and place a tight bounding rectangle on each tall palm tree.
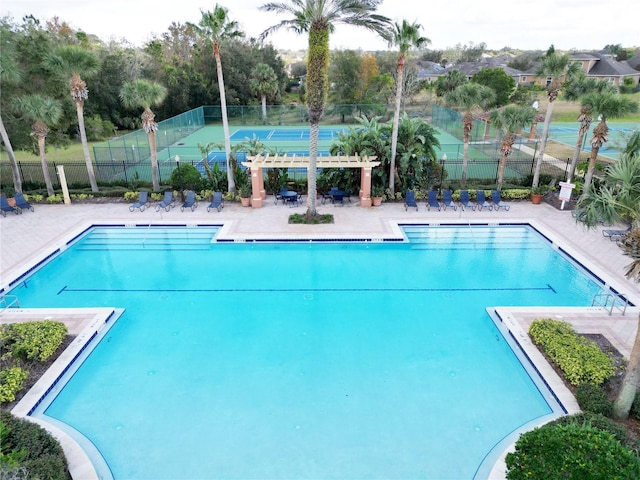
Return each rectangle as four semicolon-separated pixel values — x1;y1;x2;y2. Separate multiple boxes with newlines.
45;46;100;192
581;92;638;189
384;19;430;195
0;52;22;193
12;95;62;197
260;0;390;216
489;105;536;191
119;79;168;191
531;52;579;187
250;63;279;123
445;83;495;188
194;5;243;193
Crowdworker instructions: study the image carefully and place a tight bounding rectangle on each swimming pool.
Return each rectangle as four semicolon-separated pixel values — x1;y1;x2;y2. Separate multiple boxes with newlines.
7;225;604;479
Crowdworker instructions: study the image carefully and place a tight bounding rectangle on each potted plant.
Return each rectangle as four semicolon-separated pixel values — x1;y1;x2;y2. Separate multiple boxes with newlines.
371;185;384;206
530;186;546;204
239;184;251;207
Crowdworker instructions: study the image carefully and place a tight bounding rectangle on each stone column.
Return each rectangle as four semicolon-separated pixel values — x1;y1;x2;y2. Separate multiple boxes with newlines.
250;167;264;208
360;166;372;208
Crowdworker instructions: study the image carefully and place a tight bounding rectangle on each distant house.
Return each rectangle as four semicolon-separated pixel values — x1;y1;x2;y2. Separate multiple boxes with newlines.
569;52;640;87
423;56;530;86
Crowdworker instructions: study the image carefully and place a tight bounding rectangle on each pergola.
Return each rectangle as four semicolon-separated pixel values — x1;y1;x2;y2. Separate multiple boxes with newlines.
241;153;380;208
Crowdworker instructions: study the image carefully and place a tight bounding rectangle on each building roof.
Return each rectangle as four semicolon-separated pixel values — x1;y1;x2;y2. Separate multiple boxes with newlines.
243;153;380;169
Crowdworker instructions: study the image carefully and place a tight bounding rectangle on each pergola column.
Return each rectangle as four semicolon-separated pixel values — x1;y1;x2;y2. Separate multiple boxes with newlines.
360;166;372;208
250;167;264;208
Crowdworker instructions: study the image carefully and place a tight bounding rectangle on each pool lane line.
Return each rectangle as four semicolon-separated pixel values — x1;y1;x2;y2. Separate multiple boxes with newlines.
60;286;557;293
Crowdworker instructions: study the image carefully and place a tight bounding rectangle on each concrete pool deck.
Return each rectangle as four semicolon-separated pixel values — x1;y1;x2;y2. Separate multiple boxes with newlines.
1;197;639;479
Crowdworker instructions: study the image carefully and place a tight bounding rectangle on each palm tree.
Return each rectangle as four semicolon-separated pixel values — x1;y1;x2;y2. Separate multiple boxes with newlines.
0;52;22;193
445;83;495;188
434;69;467;97
194;5;244;193
45;46;100;192
260;0;390;216
384;19;430;195
581;92;638;189
12;95;62;197
119;79;168;191
531;52;579;187
249;63;279;123
489;105;536;191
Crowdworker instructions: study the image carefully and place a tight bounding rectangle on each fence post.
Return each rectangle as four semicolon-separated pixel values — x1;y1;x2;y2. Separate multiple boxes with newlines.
122;161;128;188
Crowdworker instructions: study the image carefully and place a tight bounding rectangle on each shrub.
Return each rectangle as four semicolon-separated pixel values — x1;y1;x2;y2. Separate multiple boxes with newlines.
0;367;28;403
169;163;205;192
2;320;67;362
548;412;634;450
575;383;613;416
505;422;640;479
529;318;615;385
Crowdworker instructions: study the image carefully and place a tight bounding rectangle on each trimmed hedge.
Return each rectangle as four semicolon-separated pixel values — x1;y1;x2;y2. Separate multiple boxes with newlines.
1;320;67;362
576;382;613;416
548;412;638;451
0;367;28;403
529;318;615;385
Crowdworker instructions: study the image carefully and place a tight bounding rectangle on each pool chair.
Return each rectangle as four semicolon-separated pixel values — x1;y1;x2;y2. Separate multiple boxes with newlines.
156;191;175;212
459;190;475;211
129;191;149;212
404;190;418;211
602;225;631;241
14;193;34;213
207;191;224;212
475;190;492;211
1;194;18;216
426;190;441;211
180;190;198;212
491;190;510;211
442;189;457;211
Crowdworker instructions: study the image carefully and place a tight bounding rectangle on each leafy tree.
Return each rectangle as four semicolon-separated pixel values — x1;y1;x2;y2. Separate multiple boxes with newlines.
471;67;516;107
119;79;168;191
250;63;279;123
260;0;390;217
434;69;466;97
0;46;23;193
457;42;486;63
329;49;362;121
384;19;430;194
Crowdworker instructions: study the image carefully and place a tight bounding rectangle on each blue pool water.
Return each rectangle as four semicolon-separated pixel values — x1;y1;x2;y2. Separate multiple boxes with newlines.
8;225;603;479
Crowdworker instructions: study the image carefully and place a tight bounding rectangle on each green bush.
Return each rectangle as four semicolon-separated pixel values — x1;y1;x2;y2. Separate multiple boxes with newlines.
576;382;613;416
529;318;615;385
506;422;640;479
631;391;640;421
169;163;205;192
548;412;635;451
0;367;28;403
2;320;67;362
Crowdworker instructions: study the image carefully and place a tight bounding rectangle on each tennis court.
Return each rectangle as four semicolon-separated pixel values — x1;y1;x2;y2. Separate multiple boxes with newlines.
547;122;639;160
231;127;348;142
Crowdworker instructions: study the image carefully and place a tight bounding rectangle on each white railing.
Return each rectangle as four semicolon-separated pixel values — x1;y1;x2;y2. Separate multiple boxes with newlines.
592;291;629;316
0;294;20;311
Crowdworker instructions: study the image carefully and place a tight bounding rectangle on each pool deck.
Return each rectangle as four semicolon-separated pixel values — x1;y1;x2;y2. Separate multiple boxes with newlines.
1;197;639;480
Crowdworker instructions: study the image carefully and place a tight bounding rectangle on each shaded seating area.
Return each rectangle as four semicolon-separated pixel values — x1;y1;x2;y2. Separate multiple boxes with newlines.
274;187;289;205
207;192;224;212
426;190;441;211
603;225;632;241
14;193;34;213
475;190;492;211
442;189;457;211
404;190;418;211
129;191;149;212
1;194;17;216
459;190;475;211
156;191;175;212
322;187;348;205
180;191;198;212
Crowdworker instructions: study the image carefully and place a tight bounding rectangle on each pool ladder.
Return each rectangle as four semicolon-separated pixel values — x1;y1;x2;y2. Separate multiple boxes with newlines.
0;294;20;312
592;290;629;316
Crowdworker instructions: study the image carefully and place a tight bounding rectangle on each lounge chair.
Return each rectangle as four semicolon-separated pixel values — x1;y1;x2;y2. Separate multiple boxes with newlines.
427;190;441;211
129;191;149;212
1;194;18;216
207;191;224;212
404;190;418;211
459;190;475;211
491;190;510;211
442;189;457;211
156;191;175;212
603;225;631;241
475;190;492;211
180;190;198;212
14;193;34;213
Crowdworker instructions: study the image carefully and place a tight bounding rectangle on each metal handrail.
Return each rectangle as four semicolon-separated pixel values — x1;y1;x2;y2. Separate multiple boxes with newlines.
0;294;19;311
592;291;629;316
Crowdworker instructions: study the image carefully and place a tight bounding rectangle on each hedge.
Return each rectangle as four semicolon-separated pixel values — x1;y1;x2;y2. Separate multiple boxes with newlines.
1;320;67;362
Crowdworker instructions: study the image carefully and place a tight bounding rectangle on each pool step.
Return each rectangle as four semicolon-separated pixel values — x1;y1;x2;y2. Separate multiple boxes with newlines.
75;227;218;250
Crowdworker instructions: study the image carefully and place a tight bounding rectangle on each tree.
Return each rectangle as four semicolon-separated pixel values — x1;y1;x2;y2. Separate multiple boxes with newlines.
531;51;579;187
471;68;516;107
434;69;466;97
45;46;100;192
0;49;23;193
119;79;168;191
384;19;430;194
260;0;390;217
193;4;244;193
489;105;536;191
445;83;495;188
12;95;62;197
249;63;279;123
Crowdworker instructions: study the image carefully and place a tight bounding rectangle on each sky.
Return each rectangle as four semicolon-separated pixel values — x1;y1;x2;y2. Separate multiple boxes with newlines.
2;0;637;53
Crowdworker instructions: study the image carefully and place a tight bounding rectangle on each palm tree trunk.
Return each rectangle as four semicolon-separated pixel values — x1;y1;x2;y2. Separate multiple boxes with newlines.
76;100;99;192
584;147;599;189
261;95;267;124
461;118;471;188
568;120;590;183
308;122;318;214
214;44;235;193
149;131;160;191
532;102;554;187
497;153;508;191
389;57;405;195
38;136;54;196
0;115;22;193
613;313;640;420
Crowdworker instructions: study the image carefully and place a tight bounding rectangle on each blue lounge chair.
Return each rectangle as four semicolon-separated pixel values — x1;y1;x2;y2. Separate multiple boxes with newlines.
207;191;224;212
156;191;175;212
603;224;631;241
427;190;441;211
129;191;149;212
1;194;18;216
475;190;492;211
459;190;475;211
180;190;198;212
404;190;418;211
14;193;34;213
491;190;510;211
442;189;457;211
